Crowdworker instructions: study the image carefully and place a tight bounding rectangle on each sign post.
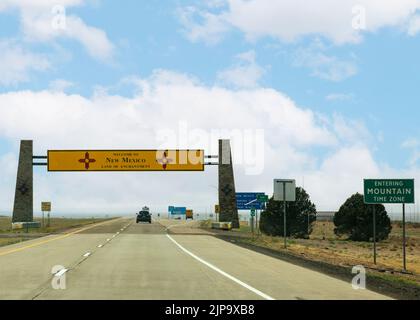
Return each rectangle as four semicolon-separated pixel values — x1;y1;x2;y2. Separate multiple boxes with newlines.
255;194;268;235
250;208;256;235
373;205;377;264
274;180;296;249
41;202;51;228
364;179;415;271
403;203;406;271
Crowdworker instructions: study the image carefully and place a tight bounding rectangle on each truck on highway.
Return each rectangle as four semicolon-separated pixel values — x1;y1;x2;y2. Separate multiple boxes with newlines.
186;209;193;220
136;206;151;223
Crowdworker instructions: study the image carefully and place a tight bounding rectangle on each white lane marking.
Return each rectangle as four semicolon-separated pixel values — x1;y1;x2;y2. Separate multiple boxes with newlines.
98;245;103;248
83;252;91;257
166;234;275;301
112;235;116;238
55;268;68;277
106;239;110;242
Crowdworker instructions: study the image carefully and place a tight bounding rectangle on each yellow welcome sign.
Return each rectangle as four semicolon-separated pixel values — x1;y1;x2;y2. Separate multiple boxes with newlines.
48;150;205;172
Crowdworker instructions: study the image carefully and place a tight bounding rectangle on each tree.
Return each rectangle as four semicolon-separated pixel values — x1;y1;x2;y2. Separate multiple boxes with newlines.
334;193;392;241
259;187;317;238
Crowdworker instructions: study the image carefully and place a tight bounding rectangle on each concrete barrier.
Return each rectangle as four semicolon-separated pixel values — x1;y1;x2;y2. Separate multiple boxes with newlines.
12;222;41;230
211;222;232;230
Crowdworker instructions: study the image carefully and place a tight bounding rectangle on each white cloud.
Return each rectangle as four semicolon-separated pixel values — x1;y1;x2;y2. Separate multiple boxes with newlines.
0;0;114;61
49;79;75;92
0;70;417;214
0;40;50;86
298;146;380;209
177;6;230;45
217;50;265;88
292;40;358;81
408;15;420;35
332;115;371;145
402;138;420;166
179;0;420;45
402;138;420;149
0;71;370;213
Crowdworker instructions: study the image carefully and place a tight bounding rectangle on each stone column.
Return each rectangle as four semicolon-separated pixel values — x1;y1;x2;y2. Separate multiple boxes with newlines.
12;140;33;223
218;139;239;228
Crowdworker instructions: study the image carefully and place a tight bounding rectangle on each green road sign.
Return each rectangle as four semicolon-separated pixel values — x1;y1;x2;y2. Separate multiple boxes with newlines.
364;179;415;204
257;194;269;203
251;208;256;217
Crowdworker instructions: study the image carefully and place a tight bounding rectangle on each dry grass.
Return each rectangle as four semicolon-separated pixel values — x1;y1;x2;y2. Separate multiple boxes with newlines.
0;216;111;234
0;237;29;247
0;217;113;248
237;221;420;286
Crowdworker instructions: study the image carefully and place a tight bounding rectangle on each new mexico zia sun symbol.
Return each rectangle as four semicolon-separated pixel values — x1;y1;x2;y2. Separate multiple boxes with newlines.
78;152;96;170
156;151;174;170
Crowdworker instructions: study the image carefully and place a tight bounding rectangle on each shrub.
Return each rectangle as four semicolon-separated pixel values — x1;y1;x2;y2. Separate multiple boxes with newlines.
334;193;392;241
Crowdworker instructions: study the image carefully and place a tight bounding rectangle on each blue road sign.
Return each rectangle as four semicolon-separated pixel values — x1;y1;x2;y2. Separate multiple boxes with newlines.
169;206;187;215
236;193;265;210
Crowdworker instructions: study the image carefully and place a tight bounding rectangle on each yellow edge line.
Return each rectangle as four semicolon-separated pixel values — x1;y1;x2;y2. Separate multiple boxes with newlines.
0;218;123;257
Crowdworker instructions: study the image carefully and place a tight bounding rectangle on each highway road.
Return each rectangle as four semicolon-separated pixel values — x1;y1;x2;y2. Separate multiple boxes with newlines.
0;218;390;300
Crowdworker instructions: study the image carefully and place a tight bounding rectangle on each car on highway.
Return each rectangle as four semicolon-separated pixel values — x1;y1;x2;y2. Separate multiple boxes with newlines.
136;207;152;224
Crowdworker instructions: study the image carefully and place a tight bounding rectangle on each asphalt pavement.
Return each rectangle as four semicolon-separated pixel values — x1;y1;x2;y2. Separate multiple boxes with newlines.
0;218;390;300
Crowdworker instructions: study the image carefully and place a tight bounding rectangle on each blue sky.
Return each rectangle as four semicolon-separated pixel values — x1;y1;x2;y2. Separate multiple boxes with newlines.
0;0;420;215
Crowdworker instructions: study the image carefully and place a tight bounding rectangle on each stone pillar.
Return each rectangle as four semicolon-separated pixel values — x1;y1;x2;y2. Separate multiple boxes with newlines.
218;139;239;228
12;140;33;223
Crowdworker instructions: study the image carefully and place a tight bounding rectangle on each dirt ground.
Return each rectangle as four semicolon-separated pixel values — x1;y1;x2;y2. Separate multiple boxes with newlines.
231;221;420;287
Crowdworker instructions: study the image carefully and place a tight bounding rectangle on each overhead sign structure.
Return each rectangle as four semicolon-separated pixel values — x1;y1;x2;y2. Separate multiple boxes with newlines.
274;179;296;202
364;179;415;204
41;202;51;212
236;193;265;210
48;150;205;172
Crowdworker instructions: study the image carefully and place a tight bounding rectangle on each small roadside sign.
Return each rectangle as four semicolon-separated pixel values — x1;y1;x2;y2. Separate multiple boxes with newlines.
256;194;269;203
41;202;51;212
273;180;296;202
251;208;256;217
